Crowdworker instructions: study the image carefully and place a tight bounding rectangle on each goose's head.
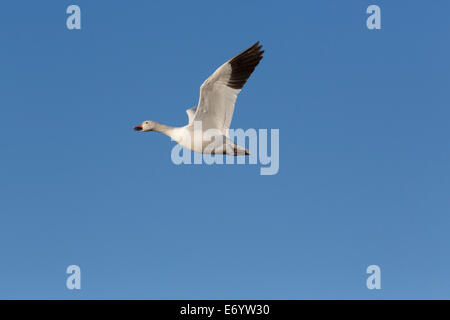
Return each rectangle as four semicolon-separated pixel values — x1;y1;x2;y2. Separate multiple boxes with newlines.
134;121;155;132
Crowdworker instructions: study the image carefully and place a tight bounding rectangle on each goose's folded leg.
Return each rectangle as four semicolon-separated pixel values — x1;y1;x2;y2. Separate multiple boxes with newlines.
225;142;250;156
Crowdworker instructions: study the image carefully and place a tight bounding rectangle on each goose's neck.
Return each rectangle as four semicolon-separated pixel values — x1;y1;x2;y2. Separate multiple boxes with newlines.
153;122;176;138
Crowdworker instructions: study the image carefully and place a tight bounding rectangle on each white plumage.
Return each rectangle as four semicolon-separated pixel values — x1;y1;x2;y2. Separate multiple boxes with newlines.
134;42;264;155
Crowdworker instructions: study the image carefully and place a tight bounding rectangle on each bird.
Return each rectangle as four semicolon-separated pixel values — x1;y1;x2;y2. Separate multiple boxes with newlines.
133;42;264;155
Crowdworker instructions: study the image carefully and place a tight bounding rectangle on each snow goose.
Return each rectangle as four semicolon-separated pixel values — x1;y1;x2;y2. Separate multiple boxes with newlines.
133;42;264;155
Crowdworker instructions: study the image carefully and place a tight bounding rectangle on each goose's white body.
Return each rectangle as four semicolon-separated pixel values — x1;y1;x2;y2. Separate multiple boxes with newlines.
134;42;264;155
169;125;246;155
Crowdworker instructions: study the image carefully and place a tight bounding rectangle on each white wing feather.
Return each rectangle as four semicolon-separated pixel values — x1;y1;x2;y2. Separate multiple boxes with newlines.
185;106;197;126
191;42;263;136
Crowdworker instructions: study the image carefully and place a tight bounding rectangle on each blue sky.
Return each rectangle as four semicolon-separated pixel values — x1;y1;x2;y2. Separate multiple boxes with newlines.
0;0;449;299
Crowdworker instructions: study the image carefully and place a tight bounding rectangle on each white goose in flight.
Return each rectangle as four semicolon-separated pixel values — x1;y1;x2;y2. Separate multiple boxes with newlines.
133;42;264;155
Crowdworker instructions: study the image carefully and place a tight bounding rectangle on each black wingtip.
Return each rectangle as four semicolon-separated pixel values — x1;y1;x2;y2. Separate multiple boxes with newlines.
227;42;264;90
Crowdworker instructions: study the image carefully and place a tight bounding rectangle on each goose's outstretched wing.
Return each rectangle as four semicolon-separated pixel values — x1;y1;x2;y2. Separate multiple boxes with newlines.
192;42;264;135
